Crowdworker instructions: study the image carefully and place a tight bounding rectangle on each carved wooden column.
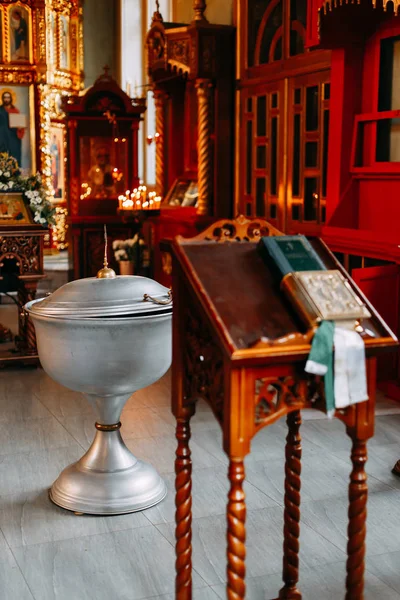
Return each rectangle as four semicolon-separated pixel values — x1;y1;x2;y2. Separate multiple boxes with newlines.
227;458;246;600
195;79;214;216
345;437;368;600
153;89;168;197
279;410;302;600
175;416;194;599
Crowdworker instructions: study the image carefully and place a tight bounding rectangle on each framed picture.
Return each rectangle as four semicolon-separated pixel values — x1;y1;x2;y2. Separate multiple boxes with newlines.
49;125;65;201
0;192;32;225
0;85;35;173
7;3;31;63
166;179;198;207
79;137;127;199
59;15;70;70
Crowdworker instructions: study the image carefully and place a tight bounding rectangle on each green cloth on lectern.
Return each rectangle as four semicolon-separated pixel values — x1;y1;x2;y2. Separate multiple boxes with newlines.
305;321;335;417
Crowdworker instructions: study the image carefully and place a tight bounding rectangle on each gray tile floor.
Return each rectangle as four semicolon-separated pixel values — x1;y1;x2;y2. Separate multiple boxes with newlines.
0;366;399;599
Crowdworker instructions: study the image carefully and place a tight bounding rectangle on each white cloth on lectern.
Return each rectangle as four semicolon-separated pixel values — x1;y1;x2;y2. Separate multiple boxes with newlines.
334;327;368;410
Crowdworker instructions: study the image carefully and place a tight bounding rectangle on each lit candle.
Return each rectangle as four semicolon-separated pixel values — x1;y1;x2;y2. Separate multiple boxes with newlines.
126;80;132;97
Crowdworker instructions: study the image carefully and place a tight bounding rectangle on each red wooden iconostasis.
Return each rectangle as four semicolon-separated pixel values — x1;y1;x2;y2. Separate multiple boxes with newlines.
307;0;400;394
235;0;331;236
145;2;235;286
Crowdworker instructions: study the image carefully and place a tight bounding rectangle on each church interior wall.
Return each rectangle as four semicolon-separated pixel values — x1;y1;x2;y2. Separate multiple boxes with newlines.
83;0;117;87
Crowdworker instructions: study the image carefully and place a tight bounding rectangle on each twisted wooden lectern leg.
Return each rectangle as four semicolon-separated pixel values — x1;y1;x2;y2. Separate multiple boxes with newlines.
175;418;193;600
392;460;400;476
345;438;368;600
278;410;302;600
227;458;246;600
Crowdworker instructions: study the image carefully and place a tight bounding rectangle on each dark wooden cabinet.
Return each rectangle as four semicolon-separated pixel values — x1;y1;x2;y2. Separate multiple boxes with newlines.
64;69;145;278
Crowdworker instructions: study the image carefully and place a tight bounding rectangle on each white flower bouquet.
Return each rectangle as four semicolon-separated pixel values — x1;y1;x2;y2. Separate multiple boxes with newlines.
0;153;55;227
112;235;144;262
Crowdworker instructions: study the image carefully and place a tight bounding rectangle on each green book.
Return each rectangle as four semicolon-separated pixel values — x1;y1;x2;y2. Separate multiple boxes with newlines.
257;235;326;279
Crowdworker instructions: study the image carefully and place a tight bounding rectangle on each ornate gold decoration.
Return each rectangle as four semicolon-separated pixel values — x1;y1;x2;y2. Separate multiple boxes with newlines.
0;70;34;84
183;214;283;243
37;84;53;196
183;306;224;422
52;205;68;250
282;270;371;325
153;89;167;196
0;0;83;215
70;17;78;72
35;7;46;64
195;79;213;215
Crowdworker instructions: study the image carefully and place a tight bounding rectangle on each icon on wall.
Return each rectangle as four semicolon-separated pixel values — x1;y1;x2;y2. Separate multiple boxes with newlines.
49;126;65;201
0;86;33;173
8;4;30;62
0;193;32;225
79;137;127;199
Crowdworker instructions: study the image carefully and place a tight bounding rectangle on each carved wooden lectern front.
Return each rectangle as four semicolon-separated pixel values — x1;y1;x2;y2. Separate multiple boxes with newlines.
170;216;397;600
0;223;46;365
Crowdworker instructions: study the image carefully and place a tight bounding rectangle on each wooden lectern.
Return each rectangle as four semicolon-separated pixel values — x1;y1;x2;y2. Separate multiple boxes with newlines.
170;216;398;600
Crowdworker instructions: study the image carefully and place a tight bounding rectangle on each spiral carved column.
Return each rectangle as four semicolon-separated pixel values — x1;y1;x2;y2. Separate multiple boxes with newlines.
345;438;368;600
392;460;400;476
153;89;167;197
17;285;38;356
175;418;193;600
195;79;214;216
227;458;246;600
278;410;302;600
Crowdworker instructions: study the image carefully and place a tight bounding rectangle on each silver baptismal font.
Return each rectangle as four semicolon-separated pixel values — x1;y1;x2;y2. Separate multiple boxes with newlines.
25;246;171;515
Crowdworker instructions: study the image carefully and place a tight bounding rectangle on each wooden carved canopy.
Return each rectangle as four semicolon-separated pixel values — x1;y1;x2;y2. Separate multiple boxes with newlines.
145;0;234;216
146;1;231;82
307;0;399;47
63;69;145;117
